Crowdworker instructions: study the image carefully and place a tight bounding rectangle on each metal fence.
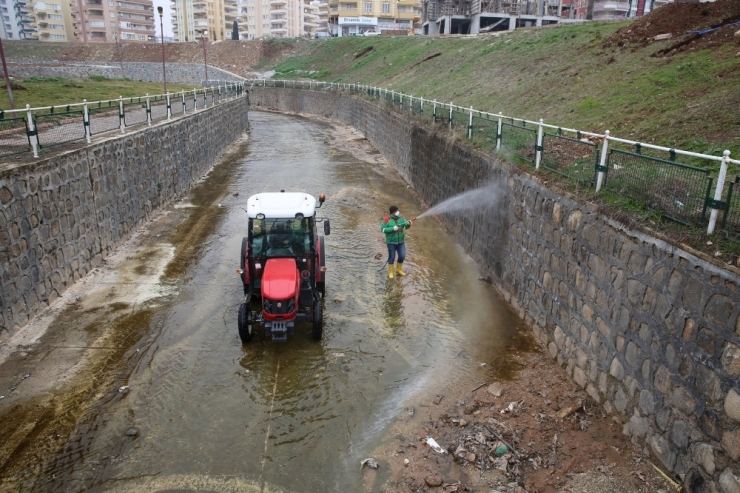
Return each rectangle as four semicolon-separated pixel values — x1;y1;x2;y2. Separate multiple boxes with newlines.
0;82;246;160
247;79;740;239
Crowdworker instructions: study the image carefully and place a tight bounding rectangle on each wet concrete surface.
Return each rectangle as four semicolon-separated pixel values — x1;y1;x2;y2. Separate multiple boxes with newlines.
0;111;531;492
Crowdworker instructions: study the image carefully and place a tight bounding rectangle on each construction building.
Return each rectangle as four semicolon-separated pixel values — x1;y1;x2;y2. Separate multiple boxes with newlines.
170;0;244;41
327;0;421;36
422;0;673;33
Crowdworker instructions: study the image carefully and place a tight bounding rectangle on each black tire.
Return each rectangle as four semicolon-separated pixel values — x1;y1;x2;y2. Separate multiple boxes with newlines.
311;301;323;341
240;237;250;296
238;303;253;343
317;236;326;296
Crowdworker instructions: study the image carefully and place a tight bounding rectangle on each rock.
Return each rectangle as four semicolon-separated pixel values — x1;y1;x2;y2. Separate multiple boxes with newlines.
403;458;409;466
691;442;715;476
725;389;740;423
465;452;476;462
487;382;504;397
433;395;443;405
125;427;139;437
653;33;673;41
720;468;740;493
459;419;467;427
424;475;443;487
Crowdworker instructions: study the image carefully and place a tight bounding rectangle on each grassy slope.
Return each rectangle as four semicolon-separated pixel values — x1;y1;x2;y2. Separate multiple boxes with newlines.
262;23;740;158
2;78;199;110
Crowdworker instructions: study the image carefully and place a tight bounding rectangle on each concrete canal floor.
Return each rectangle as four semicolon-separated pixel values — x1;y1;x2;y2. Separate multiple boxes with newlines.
0;112;675;493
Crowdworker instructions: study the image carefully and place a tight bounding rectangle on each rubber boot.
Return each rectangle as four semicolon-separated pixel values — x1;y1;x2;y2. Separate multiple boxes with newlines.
388;264;394;279
395;262;406;276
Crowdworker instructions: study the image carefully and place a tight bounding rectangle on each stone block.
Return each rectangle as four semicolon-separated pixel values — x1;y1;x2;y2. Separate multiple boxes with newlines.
682;276;704;314
629;412;649;440
625;340;640;366
586;383;601;403
720;468;740;493
697;328;716;356
670;386;696;415
615;386;628;413
722;428;740;461
726;389;740;424
705;293;734;326
671;420;691;448
696;364;722;403
722;343;740;376
653;365;673;397
573;366;587;388
548;341;558;359
647;434;677;470
691;442;715;476
699;409;722;440
610;357;625;380
639;389;657;414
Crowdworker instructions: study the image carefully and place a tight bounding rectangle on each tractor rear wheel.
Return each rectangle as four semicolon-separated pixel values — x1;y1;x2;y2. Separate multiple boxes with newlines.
311;301;323;341
238;303;253;343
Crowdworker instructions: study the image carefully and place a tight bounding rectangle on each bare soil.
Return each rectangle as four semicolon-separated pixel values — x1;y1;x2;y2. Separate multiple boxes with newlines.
602;0;740;54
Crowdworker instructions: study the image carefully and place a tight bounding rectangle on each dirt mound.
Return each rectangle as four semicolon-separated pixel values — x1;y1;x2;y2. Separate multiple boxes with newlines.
603;0;740;55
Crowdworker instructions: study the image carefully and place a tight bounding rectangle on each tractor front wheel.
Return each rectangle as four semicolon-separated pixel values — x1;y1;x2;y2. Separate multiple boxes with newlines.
311;301;323;341
238;303;253;343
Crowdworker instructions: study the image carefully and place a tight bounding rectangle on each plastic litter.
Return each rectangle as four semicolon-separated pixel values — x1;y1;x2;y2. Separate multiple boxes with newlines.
494;444;509;457
360;458;378;470
118;386;130;394
425;437;447;454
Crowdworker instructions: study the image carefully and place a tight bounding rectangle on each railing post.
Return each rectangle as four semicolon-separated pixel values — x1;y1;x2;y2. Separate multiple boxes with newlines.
449;103;453;129
83;99;91;144
26;104;38;158
166;92;172;120
420;97;424;114
496;112;503;150
181;90;186;113
707;150;731;234
535;118;544;168
119;96;125;133
433;99;437;123
595;130;610;193
193;89;197;111
468;107;474;139
146;94;151;126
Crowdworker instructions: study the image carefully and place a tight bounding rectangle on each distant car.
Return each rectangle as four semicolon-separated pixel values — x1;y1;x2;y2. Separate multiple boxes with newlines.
364;30;381;36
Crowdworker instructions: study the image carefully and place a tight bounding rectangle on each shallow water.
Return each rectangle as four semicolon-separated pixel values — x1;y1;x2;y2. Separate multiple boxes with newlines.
24;112;530;492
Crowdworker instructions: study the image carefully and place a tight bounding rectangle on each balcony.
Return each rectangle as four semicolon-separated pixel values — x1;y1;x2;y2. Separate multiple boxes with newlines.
271;7;286;14
335;6;358;15
395;10;417;19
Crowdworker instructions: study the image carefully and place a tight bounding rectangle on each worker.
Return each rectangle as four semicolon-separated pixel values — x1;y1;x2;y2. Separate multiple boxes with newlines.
380;205;412;279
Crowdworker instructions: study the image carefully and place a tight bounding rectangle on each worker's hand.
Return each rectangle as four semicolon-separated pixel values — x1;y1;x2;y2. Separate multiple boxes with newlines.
407;220;412;228
393;226;399;231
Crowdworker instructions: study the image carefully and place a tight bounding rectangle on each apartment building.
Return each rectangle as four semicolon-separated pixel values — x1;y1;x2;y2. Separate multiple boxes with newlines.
242;0;304;38
328;0;421;36
70;0;155;42
171;0;243;41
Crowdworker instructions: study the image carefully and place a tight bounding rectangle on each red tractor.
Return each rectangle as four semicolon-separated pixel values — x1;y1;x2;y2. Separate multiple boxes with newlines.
237;191;329;343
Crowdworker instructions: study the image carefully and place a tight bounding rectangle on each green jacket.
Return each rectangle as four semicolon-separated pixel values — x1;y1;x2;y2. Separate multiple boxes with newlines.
381;215;411;244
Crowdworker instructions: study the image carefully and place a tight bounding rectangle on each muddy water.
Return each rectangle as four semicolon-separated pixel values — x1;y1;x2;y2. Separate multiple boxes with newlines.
3;112;530;492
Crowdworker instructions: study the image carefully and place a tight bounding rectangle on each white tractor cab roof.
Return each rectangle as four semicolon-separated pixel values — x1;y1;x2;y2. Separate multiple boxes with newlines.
247;192;319;219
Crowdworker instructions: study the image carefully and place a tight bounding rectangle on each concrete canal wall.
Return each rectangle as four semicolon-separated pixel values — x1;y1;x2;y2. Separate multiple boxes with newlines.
0;96;249;336
249;87;740;491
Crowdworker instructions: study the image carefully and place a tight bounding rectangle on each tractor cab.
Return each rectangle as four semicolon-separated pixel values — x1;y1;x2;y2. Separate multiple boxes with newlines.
237;191;329;343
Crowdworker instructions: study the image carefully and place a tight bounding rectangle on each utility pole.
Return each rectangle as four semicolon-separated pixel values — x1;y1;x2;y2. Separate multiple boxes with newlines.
157;6;167;94
0;37;15;110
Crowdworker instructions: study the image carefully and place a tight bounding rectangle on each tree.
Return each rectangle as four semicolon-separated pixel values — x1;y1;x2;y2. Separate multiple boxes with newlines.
232;20;239;40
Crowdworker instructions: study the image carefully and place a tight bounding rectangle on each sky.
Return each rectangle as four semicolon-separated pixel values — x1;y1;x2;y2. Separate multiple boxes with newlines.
152;0;175;38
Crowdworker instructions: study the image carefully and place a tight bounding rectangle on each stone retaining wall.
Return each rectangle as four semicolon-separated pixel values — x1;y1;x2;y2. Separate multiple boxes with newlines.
0;95;249;335
6;61;244;86
249;87;740;492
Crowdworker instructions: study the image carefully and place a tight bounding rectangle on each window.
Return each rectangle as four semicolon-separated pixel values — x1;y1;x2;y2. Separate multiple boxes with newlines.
88;20;105;26
48;13;62;19
110;11;115;16
364;2;371;11
121;32;135;39
382;2;389;11
48;23;64;29
50;33;65;39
